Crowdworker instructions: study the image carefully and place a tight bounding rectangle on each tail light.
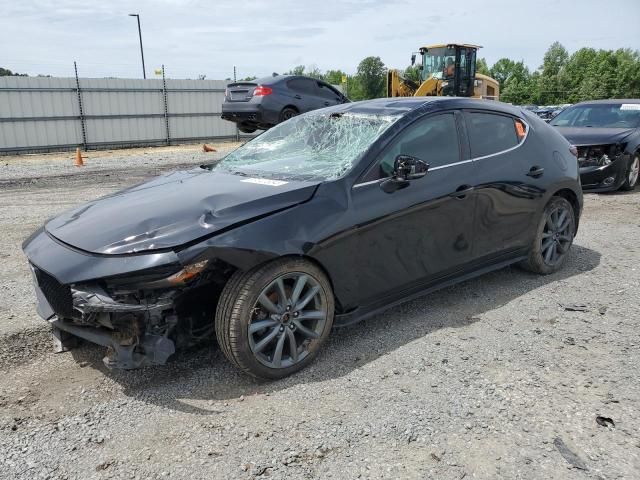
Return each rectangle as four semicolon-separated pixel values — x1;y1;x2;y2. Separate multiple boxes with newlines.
569;145;578;158
253;85;273;96
224;88;228;97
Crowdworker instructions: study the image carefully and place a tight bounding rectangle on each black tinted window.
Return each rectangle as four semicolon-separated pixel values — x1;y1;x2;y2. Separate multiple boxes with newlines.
467;112;518;157
375;113;459;178
287;78;315;94
316;82;340;100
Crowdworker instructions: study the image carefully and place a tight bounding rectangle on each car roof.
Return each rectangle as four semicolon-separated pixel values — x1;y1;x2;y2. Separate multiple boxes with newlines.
324;97;524;117
573;98;640;106
255;74;329;85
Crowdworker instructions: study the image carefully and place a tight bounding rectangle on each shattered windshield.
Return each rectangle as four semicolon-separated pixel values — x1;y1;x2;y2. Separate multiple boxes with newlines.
215;112;398;181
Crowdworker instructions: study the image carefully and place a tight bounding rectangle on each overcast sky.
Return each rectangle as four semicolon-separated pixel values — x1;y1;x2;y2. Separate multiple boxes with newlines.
2;0;639;80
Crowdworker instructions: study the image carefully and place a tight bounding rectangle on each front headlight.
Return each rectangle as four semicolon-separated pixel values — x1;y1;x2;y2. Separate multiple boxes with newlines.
107;259;210;291
163;260;210;285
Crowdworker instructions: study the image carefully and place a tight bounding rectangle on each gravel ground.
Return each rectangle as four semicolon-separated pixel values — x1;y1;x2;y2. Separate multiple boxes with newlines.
0;147;639;479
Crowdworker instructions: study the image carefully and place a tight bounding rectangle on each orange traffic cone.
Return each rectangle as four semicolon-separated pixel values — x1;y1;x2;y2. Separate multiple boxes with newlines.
74;148;84;167
203;144;217;153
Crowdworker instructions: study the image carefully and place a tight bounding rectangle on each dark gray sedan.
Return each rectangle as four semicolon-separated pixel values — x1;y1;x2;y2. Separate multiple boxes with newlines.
221;75;349;133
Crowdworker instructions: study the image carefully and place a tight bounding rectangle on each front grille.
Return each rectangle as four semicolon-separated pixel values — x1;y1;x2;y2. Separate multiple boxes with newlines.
34;267;73;318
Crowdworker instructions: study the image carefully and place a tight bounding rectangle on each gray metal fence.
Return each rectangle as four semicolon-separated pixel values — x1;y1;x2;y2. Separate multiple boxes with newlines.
0;74;247;154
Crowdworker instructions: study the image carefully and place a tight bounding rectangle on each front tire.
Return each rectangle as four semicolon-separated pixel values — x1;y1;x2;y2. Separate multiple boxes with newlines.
619;154;639;191
215;258;334;379
520;196;576;275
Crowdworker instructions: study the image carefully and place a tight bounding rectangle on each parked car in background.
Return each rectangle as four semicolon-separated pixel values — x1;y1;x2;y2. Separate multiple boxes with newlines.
551;99;640;191
534;106;558;122
23;97;582;379
221;74;350;133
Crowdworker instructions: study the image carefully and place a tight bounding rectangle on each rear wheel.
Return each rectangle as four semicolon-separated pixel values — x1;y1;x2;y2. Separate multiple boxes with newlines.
279;107;298;122
215;258;334;379
520;196;575;275
238;124;257;134
619;154;639;191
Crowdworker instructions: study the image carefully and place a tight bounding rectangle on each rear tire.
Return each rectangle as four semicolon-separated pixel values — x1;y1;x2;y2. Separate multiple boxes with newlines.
215;258;334;379
520;196;576;275
279;107;298;123
619;154;639;191
238;124;257;134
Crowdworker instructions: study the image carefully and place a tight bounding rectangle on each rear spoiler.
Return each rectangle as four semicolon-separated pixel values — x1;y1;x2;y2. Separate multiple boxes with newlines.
227;82;258;88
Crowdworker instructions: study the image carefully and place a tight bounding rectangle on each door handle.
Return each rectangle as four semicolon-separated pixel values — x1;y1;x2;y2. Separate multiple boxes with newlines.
294;94;302;99
526;166;545;178
450;185;474;199
324;101;330;106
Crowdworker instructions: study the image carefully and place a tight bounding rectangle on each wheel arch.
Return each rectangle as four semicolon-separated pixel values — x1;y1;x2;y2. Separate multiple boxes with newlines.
278;253;344;314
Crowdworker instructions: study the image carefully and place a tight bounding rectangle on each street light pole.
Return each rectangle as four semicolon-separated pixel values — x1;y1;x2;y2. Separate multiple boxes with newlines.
128;14;146;79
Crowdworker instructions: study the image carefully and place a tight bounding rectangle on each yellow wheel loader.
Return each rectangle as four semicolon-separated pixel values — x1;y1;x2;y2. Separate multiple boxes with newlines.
387;43;500;100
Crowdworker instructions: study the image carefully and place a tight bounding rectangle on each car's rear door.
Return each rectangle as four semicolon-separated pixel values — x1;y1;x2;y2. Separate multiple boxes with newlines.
285;78;322;112
350;111;477;307
462;110;544;261
314;81;344;108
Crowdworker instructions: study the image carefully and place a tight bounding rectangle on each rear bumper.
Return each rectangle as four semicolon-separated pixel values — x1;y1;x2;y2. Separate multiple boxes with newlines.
579;156;628;192
221;102;279;127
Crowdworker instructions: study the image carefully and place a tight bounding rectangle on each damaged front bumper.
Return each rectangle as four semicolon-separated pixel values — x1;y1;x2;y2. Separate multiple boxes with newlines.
578;147;630;192
23;228;218;369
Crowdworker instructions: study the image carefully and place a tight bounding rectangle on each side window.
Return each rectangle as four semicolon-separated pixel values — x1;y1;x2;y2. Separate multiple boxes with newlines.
372;113;460;179
467;112;519;158
316;82;340;100
287;78;315;95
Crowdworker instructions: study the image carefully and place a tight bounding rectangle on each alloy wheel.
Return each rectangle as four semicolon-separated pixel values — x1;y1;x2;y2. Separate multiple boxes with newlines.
629;156;639;187
541;205;574;266
248;272;327;369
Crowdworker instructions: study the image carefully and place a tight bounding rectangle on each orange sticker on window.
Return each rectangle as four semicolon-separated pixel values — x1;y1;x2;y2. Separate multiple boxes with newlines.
515;120;526;139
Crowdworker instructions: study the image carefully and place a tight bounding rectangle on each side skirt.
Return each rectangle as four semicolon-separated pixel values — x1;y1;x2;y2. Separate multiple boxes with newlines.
333;255;527;328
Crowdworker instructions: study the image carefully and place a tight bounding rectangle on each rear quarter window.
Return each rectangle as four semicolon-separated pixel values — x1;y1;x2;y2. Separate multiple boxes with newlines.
467;112;520;158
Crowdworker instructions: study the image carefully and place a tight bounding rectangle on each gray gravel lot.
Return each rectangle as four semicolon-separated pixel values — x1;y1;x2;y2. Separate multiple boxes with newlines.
0;146;639;479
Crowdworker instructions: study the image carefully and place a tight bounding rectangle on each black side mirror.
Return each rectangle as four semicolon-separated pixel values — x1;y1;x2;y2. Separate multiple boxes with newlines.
380;155;429;193
394;154;429;180
411;53;416;66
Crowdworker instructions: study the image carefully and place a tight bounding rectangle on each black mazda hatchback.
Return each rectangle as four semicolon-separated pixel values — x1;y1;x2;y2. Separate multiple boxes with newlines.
23;97;582;379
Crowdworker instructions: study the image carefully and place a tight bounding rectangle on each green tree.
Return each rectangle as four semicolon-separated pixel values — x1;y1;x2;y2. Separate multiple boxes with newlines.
476;57;491;76
324;69;347;85
0;67;27;76
499;61;533;104
537;41;569;104
304;65;323;79
286;65;306;76
355;56;386;99
490;58;516;88
403;65;421;83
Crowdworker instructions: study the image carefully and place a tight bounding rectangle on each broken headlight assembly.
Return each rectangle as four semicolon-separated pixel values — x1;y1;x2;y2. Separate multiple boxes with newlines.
577;143;625;167
107;259;210;291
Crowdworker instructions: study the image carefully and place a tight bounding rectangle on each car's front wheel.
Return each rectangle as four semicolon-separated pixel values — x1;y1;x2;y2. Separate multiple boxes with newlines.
520;196;576;275
619;154;639;191
215;258;334;379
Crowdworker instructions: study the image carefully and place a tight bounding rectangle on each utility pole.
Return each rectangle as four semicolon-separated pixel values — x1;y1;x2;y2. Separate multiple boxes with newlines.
128;14;146;79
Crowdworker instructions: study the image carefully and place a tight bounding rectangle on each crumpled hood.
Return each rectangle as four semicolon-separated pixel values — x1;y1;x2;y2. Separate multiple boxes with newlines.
46;168;318;254
554;126;635;146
